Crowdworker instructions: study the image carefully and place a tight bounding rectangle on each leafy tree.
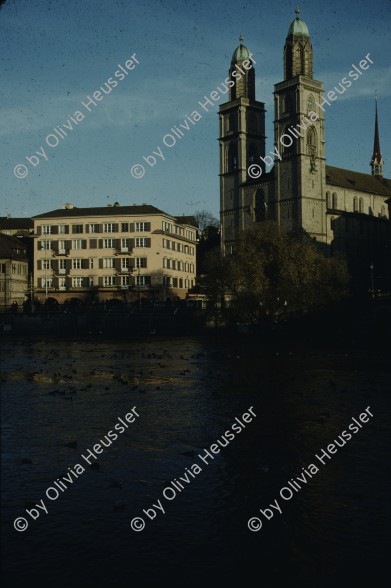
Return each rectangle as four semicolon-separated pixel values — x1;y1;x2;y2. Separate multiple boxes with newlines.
207;222;349;322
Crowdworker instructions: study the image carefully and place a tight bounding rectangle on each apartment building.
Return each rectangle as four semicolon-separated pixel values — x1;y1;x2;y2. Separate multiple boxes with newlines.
32;204;197;305
0;216;34;236
0;234;29;311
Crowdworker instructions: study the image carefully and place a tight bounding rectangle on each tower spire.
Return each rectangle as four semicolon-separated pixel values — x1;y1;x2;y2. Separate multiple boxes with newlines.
284;7;312;79
370;97;383;176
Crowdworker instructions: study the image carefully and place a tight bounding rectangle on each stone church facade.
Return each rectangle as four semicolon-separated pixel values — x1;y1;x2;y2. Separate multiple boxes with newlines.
219;8;390;287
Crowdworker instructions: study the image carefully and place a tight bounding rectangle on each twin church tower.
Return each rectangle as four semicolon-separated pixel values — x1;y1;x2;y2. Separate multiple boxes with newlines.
219;7;388;255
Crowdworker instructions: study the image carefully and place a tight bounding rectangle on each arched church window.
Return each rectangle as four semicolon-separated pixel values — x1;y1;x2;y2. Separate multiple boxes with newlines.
307;95;314;112
228;143;238;171
307;126;316;146
225;113;235;133
326;191;331;208
254;190;267;222
353;196;358;212
248;143;257;164
294;46;302;69
282;125;294;154
332;192;338;209
359;197;363;213
284;95;292;113
248;113;257;131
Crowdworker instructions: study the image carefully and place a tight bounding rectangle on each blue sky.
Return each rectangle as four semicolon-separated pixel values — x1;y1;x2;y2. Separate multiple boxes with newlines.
1;0;390;219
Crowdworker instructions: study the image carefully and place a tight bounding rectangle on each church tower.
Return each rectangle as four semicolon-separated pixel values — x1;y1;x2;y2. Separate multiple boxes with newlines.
219;36;266;254
370;98;383;176
273;6;327;243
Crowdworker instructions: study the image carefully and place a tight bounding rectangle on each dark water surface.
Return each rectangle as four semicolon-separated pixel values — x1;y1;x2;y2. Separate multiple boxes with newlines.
1;335;390;587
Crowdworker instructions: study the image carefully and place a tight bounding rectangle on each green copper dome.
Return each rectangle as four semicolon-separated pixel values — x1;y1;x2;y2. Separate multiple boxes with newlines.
287;6;309;37
231;34;251;64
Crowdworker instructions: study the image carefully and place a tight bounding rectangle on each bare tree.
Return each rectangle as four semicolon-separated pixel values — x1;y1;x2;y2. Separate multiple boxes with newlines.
194;210;219;238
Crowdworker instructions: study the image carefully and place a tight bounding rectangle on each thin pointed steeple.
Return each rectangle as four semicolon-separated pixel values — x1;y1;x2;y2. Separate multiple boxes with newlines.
370;97;383;176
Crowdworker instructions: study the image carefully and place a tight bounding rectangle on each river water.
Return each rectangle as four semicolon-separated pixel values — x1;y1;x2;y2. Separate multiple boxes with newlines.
1;335;390;587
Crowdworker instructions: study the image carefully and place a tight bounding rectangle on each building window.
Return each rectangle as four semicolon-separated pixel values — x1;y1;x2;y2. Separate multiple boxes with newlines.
103;276;114;286
59;259;67;272
58;225;67;234
332;193;338;209
89;224;99;233
135;222;150;232
307;127;316;147
121;223;129;232
353;196;358;212
41;225;52;235
121;276;130;286
283;126;293;153
359;198;363;213
42;259;52;270
57;240;66;254
226;113;235;132
248;113;257;131
121;238;130;251
307;94;314;112
72;258;82;269
103;223;116;233
248;143;257;165
228;143;238;171
121;258;131;270
134;257;147;268
135;275;150;286
72;277;83;288
103;239;114;248
89;259;94;269
88;277;94;287
135;238;149;247
42;277;54;288
59;277;66;290
254;190;266;222
103;258;114;268
40;240;52;250
284;95;292;113
71;239;83;249
72;224;83;234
